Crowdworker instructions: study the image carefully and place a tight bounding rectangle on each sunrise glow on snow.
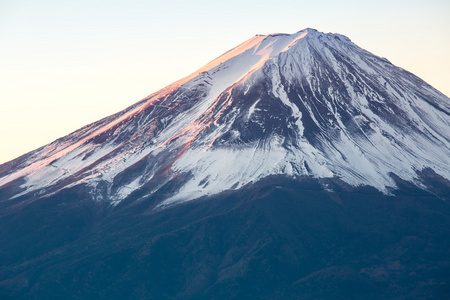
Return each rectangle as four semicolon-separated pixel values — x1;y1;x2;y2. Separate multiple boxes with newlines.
0;0;449;164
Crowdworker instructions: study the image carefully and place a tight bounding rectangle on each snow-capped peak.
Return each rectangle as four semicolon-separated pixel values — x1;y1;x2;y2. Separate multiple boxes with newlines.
0;28;449;207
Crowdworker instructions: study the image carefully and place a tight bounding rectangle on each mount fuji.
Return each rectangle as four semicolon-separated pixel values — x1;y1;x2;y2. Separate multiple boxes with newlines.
0;29;449;299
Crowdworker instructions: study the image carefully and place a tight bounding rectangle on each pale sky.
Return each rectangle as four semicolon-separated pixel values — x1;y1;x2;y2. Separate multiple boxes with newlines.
1;0;449;164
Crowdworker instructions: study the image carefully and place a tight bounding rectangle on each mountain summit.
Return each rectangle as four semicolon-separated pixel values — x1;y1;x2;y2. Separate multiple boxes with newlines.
1;28;448;207
1;28;450;299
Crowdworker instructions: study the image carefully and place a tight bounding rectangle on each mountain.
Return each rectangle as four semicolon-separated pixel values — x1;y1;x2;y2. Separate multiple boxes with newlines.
0;28;449;299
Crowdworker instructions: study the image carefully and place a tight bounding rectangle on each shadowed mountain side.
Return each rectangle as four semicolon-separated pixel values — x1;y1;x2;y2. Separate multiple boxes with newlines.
1;177;449;299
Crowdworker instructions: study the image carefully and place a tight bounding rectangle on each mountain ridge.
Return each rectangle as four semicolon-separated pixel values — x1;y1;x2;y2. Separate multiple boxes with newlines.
0;28;449;208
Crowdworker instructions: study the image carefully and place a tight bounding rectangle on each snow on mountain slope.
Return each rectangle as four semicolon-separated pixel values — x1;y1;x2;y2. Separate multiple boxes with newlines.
0;28;449;206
